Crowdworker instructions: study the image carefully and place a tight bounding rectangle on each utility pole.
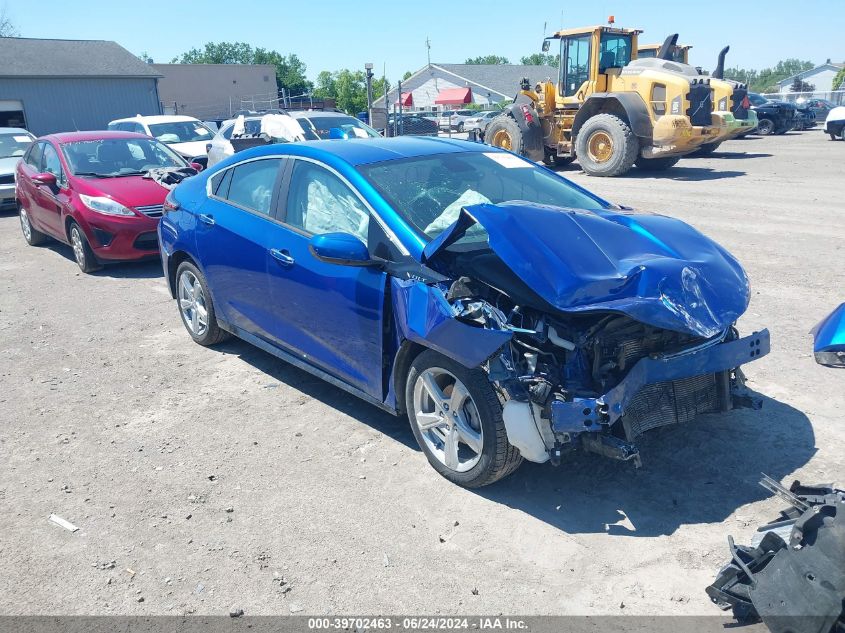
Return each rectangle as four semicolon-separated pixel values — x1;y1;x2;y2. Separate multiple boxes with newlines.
426;37;431;68
365;62;374;124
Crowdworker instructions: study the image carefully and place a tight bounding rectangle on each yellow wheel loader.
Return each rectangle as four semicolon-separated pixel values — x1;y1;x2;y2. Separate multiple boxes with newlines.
638;36;758;154
484;24;721;176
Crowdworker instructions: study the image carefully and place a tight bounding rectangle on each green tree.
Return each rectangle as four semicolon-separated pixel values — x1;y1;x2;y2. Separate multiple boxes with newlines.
172;42;312;95
833;67;845;90
465;55;510;65
725;59;814;93
520;53;559;66
791;76;815;92
402;70;413;80
138;51;154;64
313;69;390;113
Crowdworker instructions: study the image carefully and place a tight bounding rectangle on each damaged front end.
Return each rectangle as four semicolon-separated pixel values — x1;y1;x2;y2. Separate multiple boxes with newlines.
395;201;769;467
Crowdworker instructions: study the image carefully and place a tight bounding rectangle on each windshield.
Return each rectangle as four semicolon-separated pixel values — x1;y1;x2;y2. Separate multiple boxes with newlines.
62;138;187;177
600;33;633;69
0;132;34;159
358;151;607;241
148;121;214;144
299;116;380;139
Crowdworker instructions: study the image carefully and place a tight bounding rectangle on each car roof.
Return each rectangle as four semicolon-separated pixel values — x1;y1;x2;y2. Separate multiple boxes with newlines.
43;130;153;143
110;114;201;124
219;110;356;127
0;127;33;135
227;136;499;167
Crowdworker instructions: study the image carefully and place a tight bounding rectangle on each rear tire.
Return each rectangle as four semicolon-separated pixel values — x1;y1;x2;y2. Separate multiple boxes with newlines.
19;205;48;246
756;118;775;135
484;116;525;155
693;141;722;155
575;113;639;177
457;122;464;132
634;155;680;171
69;222;102;273
406;350;522;488
175;261;229;346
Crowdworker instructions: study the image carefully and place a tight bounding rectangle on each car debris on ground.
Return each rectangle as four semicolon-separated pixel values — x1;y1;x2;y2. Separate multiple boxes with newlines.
706;475;845;633
48;514;79;532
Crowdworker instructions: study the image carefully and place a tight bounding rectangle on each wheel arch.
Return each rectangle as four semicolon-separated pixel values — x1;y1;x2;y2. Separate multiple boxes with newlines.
167;250;197;298
573;93;653;142
391;340;427;415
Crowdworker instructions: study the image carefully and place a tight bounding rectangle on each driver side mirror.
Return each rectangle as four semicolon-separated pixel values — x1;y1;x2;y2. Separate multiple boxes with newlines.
542;39;550;53
190;162;204;172
32;172;57;187
309;232;376;267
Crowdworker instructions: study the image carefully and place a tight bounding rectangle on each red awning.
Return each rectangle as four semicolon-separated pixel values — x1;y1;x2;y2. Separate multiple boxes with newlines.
395;92;413;107
434;87;472;105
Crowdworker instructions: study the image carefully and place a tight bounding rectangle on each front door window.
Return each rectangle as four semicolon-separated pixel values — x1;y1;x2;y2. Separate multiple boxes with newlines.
561;35;591;97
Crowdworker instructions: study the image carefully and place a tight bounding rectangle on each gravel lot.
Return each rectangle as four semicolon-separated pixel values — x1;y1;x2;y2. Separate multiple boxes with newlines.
1;130;842;618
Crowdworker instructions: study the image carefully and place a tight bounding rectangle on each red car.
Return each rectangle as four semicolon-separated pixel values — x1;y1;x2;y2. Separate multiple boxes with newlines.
16;131;194;273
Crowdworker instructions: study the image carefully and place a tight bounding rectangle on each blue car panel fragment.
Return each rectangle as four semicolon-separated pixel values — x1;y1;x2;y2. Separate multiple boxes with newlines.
811;302;845;367
159;137;770;475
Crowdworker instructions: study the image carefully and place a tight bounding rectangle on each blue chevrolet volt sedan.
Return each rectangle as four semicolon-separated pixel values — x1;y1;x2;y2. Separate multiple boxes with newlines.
158;136;769;487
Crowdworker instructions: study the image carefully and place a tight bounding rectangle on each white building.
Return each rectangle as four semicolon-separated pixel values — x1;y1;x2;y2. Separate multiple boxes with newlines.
777;62;844;94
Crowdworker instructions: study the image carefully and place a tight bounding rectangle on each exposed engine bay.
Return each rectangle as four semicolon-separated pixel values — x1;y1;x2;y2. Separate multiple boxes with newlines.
391;199;770;466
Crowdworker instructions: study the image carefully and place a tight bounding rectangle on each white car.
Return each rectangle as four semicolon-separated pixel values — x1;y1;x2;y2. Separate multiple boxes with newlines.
107;115;216;167
463;111;500;135
205;110;380;168
0;127;35;211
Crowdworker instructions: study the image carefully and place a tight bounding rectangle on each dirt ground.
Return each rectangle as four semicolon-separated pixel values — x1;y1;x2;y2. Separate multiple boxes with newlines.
0;130;842;618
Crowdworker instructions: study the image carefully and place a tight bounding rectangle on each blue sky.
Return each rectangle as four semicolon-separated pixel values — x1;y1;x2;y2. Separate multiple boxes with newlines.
7;0;843;82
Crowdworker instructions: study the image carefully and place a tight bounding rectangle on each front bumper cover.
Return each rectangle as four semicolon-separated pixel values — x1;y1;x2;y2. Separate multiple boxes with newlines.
550;329;770;434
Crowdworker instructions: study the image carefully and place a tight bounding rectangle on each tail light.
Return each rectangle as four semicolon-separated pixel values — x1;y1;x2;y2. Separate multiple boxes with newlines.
520;104;534;124
163;191;180;214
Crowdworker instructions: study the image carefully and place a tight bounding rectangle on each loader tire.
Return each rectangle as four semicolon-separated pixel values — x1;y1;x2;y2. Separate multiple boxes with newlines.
575;114;639;177
484;116;525;155
634;155;680;171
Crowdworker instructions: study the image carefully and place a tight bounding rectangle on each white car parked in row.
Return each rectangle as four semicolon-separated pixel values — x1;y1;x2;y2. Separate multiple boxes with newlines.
205;110;380;168
108;115;216;167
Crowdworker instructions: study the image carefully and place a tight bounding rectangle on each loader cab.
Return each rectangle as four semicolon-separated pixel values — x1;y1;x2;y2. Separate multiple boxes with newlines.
544;26;639;102
638;43;691;64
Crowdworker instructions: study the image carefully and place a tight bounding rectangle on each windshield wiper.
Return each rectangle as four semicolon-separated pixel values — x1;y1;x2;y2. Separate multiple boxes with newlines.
74;172;121;178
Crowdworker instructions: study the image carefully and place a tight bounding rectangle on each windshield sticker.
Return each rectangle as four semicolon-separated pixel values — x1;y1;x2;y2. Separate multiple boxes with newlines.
194;127;210;136
482;152;531;168
14;136;32;143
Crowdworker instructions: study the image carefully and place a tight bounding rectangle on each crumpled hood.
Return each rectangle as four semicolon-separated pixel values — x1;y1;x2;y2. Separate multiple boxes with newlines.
422;202;750;338
168;141;211;160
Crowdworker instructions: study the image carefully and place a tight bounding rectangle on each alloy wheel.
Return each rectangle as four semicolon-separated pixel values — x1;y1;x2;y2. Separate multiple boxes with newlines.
70;226;86;268
412;368;484;472
19;208;32;242
178;270;209;337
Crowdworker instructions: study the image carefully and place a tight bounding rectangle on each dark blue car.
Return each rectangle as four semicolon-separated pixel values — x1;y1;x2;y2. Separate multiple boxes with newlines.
158;137;769;487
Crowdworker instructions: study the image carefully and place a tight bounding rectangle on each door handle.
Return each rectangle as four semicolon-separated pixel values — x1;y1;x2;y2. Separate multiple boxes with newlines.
269;248;295;267
198;213;215;226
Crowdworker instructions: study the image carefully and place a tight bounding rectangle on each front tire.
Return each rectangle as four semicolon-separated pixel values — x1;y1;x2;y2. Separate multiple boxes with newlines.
69;222;102;273
406;350;522;488
19;205;48;246
484;116;525;155
634;155;680;171
756;118;775;135
175;261;229;346
575;113;639;177
457;122;464;132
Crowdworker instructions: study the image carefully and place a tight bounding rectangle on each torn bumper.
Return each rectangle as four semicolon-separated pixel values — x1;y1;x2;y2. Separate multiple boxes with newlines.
550;329;770;435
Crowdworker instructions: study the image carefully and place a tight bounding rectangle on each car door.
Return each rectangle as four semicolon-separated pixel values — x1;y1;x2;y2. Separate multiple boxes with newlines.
193;156;286;336
263;158;387;399
32;142;71;239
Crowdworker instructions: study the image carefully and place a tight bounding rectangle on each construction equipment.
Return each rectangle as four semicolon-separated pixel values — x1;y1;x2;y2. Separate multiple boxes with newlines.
484;21;721;176
638;37;758;153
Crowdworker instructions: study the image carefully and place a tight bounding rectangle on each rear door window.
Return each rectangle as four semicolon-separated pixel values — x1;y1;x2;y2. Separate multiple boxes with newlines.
221;158;283;216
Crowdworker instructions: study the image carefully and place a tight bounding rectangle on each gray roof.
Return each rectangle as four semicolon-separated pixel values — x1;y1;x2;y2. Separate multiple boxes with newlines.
0;38;162;78
432;63;558;98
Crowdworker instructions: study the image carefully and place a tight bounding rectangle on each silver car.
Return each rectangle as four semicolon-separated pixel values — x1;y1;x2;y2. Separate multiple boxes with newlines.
464;111;500;135
0;127;35;212
437;109;477;132
206;111;380;168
